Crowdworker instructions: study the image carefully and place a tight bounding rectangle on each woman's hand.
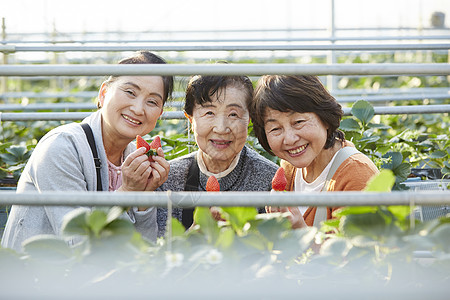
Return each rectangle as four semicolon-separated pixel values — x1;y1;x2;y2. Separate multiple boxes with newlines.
119;146;169;211
119;147;169;192
210;206;226;221
265;206;307;229
145;147;170;191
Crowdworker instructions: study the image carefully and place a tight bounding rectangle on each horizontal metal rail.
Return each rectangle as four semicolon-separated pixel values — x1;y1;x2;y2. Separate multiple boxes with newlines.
5;26;448;37
1;43;449;53
336;93;450;103
1;105;448;121
4;35;450;44
2;88;448;100
0;191;448;207
0;111;185;121
0;102;182;111
0;63;449;76
333;87;450;96
1;95;448;112
0;91;186;100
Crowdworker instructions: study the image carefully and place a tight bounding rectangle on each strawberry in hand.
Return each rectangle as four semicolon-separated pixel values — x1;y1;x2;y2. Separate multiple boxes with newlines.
206;175;220;192
272;167;287;191
136;135;162;162
206;175;224;221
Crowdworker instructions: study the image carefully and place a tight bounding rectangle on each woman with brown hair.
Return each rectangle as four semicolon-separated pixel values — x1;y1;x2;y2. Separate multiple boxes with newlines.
251;75;378;229
2;51;173;252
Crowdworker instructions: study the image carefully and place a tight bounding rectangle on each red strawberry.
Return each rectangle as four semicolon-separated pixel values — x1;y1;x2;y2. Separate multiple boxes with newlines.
206;175;220;192
136;135;150;152
136;135;161;162
148;136;161;149
272;167;287;191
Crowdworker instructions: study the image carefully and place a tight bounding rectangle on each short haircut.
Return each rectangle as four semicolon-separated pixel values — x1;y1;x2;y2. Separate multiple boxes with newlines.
184;74;254;116
251;75;344;156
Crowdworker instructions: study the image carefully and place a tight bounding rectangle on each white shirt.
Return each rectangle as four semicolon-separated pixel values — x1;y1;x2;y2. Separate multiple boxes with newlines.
294;148;342;215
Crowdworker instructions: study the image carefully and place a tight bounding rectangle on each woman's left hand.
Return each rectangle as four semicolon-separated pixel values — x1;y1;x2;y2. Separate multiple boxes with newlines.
266;206;307;229
145;147;170;191
120;147;169;192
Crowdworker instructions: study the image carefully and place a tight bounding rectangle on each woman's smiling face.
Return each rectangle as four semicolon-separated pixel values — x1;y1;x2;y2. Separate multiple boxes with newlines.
188;85;250;172
99;75;164;142
263;109;329;170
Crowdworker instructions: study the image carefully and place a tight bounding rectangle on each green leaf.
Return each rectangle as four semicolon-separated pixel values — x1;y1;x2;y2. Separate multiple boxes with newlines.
381;152;403;169
364;169;395;192
393;162;411;183
216;227;235;249
367;123;391;130
103;218;136;237
442;166;450;176
429;150;447;159
430;224;450;252
22;234;73;261
106;206;125;223
359;136;380;143
339;118;360;132
339;212;387;238
88;210;108;237
320;218;340;232
351;100;374;125
254;216;290;242
221;207;258;234
61;208;90;236
193;207;219;243
170;217;187;237
387;206;412;221
6;145;27;158
333;206;378;217
239;232;268;251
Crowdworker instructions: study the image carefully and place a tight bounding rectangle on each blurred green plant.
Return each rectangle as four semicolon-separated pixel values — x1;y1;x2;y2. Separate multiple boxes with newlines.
1;169;449;294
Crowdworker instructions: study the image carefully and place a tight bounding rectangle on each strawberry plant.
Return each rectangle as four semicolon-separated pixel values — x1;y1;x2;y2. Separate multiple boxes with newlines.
340;100;412;189
0;143;33;181
1;170;448;297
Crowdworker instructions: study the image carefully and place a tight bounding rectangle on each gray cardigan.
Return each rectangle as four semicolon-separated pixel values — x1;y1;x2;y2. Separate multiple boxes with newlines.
1;110;157;252
157;146;279;237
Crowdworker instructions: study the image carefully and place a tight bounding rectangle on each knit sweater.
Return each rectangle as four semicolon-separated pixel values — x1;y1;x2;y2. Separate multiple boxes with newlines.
281;141;379;226
1;110;158;253
156;146;279;237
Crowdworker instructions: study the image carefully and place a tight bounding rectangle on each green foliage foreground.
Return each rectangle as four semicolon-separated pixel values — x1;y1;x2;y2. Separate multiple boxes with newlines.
0;172;449;298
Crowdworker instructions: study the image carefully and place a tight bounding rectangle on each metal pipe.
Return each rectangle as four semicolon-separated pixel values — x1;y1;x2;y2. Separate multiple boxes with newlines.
336;93;450;103
0;191;448;207
1;88;447;99
1;95;448;112
3;35;450;44
0;102;185;111
0;111;185;121
0;63;449;76
1;105;448;121
1;44;449;53
0;91;185;99
342;104;450;115
3;26;448;37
